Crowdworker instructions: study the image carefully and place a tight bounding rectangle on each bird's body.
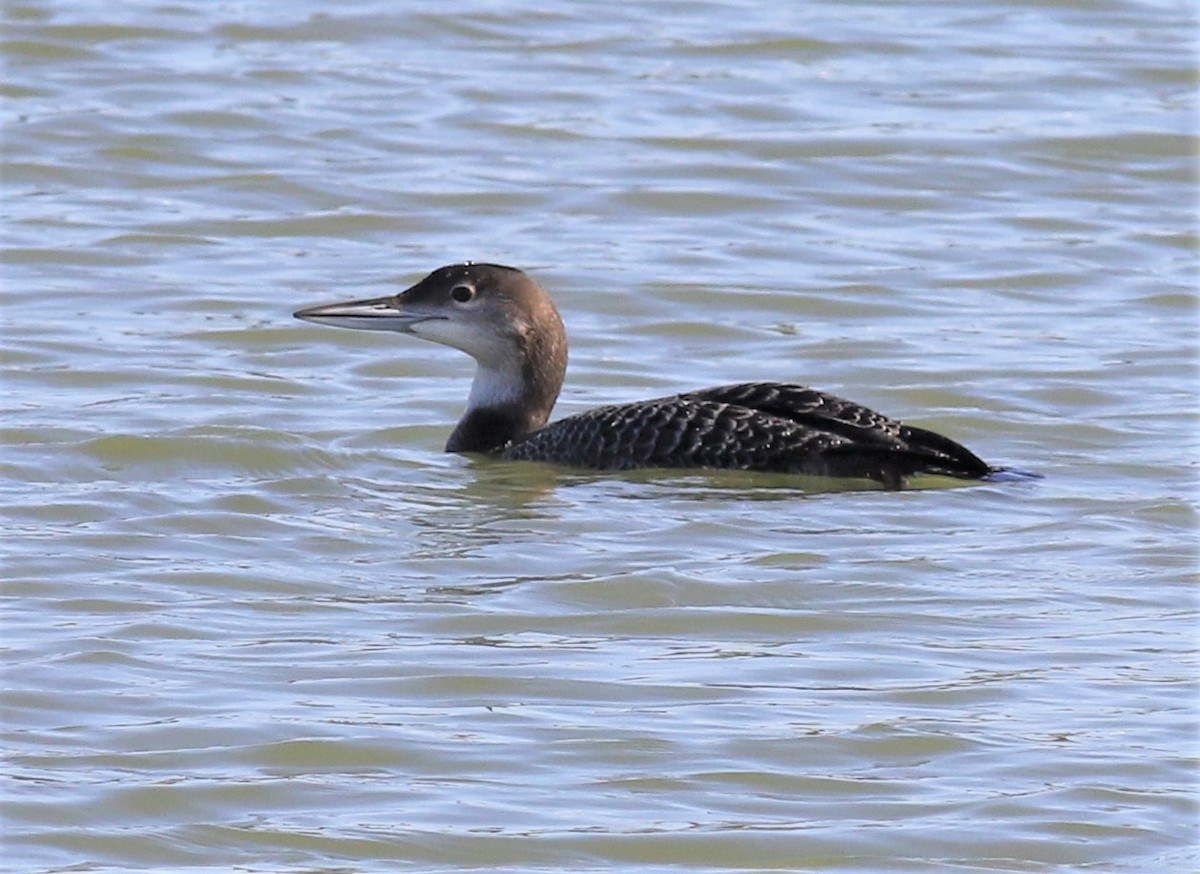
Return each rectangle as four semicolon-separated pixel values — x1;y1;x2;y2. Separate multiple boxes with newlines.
498;383;992;489
295;262;1006;490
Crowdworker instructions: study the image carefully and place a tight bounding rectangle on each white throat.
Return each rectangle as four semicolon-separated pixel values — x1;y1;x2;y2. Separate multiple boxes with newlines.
466;361;526;412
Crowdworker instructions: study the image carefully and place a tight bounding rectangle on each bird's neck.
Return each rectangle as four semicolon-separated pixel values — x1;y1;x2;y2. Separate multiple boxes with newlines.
446;343;565;454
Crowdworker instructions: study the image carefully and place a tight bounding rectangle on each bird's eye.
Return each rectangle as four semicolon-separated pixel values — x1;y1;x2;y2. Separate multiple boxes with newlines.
450;284;475;304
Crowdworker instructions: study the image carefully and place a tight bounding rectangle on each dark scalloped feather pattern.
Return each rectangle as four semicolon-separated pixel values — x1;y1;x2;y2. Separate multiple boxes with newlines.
500;382;993;488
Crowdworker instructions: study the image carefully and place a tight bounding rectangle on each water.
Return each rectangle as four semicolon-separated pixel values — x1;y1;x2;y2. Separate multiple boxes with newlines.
3;0;1197;871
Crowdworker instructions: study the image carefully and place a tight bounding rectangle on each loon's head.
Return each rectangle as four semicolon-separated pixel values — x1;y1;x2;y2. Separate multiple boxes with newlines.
295;263;568;435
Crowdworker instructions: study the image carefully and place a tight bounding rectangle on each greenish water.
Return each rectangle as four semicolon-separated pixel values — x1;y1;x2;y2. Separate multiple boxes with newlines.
3;1;1197;871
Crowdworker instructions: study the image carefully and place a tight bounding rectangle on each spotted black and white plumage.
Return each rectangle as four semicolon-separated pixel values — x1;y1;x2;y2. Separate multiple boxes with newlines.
501;383;991;488
296;263;1008;490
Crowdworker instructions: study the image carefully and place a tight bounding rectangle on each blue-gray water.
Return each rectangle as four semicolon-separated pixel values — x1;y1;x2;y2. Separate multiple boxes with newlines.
3;1;1197;871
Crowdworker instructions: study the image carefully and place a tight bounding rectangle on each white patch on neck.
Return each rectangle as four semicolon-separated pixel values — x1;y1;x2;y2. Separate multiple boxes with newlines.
466;362;525;412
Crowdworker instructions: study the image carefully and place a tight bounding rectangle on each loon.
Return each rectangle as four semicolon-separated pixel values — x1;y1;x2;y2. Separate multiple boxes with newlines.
295;262;1007;489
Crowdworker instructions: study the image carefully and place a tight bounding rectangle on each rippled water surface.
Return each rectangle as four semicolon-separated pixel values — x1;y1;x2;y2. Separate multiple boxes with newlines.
3;0;1197;871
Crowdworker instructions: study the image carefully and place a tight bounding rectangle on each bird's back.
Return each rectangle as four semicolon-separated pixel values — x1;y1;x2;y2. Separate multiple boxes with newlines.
499;382;994;489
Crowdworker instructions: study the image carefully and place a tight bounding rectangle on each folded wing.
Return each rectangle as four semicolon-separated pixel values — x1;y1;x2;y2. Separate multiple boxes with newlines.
501;382;993;488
